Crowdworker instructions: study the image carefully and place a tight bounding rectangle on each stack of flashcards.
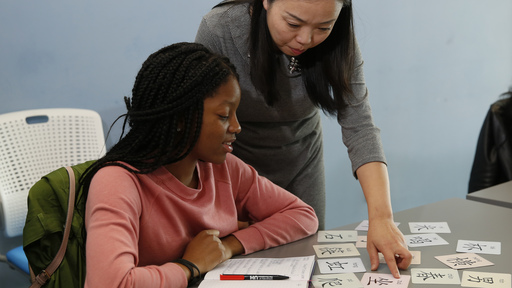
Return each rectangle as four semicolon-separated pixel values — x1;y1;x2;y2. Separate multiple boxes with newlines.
404;222;451;248
312;230;366;288
312;228;413;288
402;221;510;287
409;268;512;286
315;230;366;275
310;221;511;288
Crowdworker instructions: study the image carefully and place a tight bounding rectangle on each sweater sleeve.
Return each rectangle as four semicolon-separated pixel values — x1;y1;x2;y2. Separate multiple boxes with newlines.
84;167;188;288
339;39;387;177
226;154;319;254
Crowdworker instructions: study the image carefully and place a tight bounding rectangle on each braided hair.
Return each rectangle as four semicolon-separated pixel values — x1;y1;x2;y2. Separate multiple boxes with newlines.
78;42;238;216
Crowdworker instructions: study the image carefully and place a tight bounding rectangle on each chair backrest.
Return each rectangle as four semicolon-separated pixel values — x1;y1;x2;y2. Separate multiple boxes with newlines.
0;108;106;237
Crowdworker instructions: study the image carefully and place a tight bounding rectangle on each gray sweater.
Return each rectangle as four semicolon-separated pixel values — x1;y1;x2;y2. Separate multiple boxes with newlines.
195;3;385;228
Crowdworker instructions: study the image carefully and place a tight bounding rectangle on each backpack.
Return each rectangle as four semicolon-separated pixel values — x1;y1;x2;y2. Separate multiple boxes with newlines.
23;161;95;288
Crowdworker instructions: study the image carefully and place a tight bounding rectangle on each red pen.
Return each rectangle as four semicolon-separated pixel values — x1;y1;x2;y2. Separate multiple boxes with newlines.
220;274;289;280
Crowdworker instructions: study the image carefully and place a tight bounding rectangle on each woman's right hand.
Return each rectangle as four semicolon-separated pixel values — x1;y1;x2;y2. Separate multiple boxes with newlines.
181;230;227;274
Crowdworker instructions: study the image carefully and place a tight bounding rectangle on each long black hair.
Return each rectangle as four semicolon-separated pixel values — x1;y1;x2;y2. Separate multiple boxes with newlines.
214;0;355;116
78;42;238;217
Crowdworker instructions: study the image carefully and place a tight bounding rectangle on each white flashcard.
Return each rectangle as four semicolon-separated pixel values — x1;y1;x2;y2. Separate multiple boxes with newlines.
409;222;451;233
355;220;370;231
404;233;449;247
457;240;502;255
435;253;494;270
410;251;421;265
313;243;360;258
411;268;461;285
461;271;511;288
356;236;367;248
355;220;400;231
317;257;366;274
378;250;421;265
311;273;363;288
318;230;358;243
360;273;410;288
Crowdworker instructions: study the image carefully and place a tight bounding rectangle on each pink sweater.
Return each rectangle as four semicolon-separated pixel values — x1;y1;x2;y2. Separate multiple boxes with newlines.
85;153;318;288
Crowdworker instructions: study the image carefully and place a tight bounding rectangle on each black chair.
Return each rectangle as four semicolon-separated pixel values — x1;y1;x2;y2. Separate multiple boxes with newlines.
468;92;512;193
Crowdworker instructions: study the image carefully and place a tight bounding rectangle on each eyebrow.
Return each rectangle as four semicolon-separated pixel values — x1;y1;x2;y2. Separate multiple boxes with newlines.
216;99;238;109
285;12;337;25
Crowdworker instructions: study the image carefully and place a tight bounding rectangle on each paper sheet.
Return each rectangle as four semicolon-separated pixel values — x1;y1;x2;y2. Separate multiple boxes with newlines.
199;256;315;288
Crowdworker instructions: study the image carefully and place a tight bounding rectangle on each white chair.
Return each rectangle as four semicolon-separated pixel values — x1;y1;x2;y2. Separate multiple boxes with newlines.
0;108;106;275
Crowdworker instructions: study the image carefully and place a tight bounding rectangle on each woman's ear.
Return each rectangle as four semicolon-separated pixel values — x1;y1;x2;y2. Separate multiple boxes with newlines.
262;0;269;11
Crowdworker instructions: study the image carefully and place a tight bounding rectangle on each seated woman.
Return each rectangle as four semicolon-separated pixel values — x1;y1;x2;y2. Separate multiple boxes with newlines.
468;89;512;193
81;42;318;287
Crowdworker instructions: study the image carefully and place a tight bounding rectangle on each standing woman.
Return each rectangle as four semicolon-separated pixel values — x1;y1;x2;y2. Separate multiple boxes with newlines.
196;0;412;277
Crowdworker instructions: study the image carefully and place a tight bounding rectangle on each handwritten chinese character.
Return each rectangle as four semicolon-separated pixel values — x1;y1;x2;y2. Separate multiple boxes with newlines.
467;275;494;284
319;277;344;287
326;261;349;271
463;243;486;251
367;276;394;286
324;233;344;240
447;257;477;267
410;236;433;244
320;247;346;255
416;271;446;281
414;224;437;231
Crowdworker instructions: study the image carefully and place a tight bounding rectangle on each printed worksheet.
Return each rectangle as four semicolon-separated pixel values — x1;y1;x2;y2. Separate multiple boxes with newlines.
404;233;449;247
461;271;511;288
435;253;494;269
317;230;358;243
311;273;363;288
317;257;366;274
457;240;502;255
411;268;461;285
199;256;315;288
408;222;451;233
313;243;360;258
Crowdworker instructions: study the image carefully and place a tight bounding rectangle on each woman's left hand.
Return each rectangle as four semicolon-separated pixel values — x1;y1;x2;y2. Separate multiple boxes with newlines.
366;217;412;278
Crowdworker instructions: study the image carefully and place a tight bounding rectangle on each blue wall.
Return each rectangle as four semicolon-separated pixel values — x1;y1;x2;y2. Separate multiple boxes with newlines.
323;1;512;229
1;1;511;286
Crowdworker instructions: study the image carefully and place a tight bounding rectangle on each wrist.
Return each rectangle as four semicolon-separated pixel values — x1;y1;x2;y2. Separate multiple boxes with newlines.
172;259;200;284
367;199;393;222
175;263;191;280
222;235;244;258
368;213;394;227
